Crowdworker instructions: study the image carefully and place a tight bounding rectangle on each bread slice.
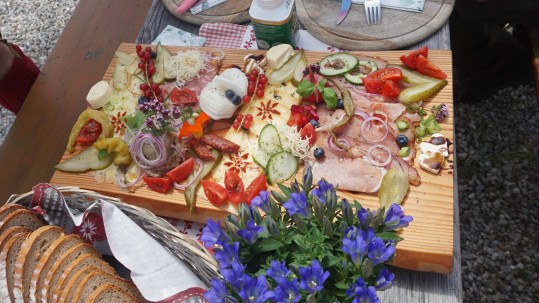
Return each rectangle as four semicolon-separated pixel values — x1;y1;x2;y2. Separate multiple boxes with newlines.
12;225;65;303
0;204;25;221
29;234;84;303
70;268;145;303
41;243;101;303
50;254;116;303
56;267;101;303
85;283;141;303
0;209;45;235
0;227;32;257
0;232;30;303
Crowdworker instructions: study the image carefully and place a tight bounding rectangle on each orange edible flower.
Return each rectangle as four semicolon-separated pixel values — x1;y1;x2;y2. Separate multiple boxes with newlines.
178;111;212;139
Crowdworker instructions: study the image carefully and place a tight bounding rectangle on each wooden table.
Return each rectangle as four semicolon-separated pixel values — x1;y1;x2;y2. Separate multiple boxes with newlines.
0;0;462;301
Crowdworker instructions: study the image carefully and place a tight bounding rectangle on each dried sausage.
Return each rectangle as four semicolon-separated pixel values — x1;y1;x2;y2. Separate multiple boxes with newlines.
200;134;240;153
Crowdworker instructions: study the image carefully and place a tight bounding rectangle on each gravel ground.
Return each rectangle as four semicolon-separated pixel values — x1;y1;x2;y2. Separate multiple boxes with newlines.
0;1;538;302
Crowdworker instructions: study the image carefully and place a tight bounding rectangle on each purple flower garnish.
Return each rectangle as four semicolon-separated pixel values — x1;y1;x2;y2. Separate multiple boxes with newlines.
201;218;230;248
346;277;380;303
434;103;448;121
236;220;264;244
375;267;395;290
221;259;246;291
250;191;271;214
342;234;367;266
266;260;291;280
383;204;413;231
238;275;274;303
283;191;308;217
298;260;330;293
215;242;239;269
367;237;396;266
273;277;301;303
203;278;228;303
310;179;334;204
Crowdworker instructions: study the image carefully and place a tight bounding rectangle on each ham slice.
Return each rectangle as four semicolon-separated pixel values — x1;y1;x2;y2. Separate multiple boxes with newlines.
184;58;218;98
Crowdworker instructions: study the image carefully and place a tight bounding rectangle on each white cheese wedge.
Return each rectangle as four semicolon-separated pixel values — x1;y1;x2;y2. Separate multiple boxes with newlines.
215;68;248;97
419;133;449;157
418;151;445;174
86;80;113;109
199;81;238;120
266;44;294;69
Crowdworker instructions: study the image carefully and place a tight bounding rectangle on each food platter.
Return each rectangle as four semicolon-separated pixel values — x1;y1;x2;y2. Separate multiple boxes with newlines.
161;0;252;25
50;43;454;273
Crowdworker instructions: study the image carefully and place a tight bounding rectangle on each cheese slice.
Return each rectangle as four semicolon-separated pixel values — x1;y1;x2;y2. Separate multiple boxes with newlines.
266;44;294;70
86;81;113;109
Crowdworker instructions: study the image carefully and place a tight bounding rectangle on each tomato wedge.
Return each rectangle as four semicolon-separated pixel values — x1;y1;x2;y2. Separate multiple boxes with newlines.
300;123;316;146
170;87;197;104
400;46;428;69
166;158;195;183
243;174;268;206
225;169;245;205
287;112;304;131
76;119;102;143
362;77;384;94
381;79;401;97
416;55;447;79
201;180;228;206
143;177;171;193
367;67;403;81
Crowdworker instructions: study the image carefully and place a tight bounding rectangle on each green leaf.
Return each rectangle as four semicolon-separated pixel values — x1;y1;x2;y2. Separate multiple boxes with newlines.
124;115;137;129
296;80;315;97
135;111;146;127
335;279;350;290
317;78;327;91
97;149;109;160
376;231;404;242
277;183;292;198
322;87;338;109
163;125;176;133
254;238;283;252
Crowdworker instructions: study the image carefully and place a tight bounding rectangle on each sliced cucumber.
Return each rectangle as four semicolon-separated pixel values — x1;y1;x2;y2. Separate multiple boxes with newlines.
266;151;298;185
398;79;448;103
253;124;284;169
267;50;305;85
319;53;358;77
152;42;165;84
55;147;114;173
387;64;440;85
161;45;175;81
344;60;378;85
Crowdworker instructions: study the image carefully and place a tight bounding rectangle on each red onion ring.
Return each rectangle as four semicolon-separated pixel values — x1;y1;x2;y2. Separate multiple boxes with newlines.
116;165;146;188
360;116;388;143
169;144;186;163
130;133;167;169
327;135;351;151
173;158;205;190
354;110;369;120
367;145;392;167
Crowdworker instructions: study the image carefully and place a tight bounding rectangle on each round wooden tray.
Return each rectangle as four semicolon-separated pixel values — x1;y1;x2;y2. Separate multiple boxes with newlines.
162;0;252;25
297;0;454;50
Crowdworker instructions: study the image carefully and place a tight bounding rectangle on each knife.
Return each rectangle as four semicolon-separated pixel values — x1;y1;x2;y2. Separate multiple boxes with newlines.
336;0;352;25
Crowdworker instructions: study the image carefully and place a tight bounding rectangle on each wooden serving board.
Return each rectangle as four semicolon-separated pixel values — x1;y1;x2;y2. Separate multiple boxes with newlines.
162;0;251;25
297;0;454;50
50;43;454;273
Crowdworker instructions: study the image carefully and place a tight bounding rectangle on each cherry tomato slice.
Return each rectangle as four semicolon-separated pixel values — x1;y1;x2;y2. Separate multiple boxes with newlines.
416;55;447;79
381;79;401;97
400;46;429;69
225;169;245;205
362;77;384;94
243;174;267;206
367;67;403;81
166;158;195;183
76;119;102;143
287;112;304;131
170;87;198;104
300;123;316;147
143;177;171;193
201;180;228;206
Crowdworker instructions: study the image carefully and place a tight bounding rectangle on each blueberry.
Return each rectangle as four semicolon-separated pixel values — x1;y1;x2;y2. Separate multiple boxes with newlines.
241;125;249;131
225;89;235;100
150;51;156;59
396;135;409;147
337;98;344;109
313;148;325;159
231;95;242;105
310;119;319;128
138;96;149;105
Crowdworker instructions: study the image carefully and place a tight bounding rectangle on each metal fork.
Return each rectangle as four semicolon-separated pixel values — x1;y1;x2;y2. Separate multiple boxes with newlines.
364;0;381;25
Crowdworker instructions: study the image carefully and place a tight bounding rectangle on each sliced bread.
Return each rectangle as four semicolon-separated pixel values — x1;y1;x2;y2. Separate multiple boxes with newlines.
41;243;101;303
29;234;84;303
12;225;65;303
0;232;30;303
56;267;101;303
71;268;145;303
0;204;25;222
50;253;116;303
0;227;32;257
0;209;45;235
85;283;141;303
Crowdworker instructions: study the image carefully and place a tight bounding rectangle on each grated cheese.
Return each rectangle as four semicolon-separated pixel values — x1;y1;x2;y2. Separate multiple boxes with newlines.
275;124;311;162
168;49;207;86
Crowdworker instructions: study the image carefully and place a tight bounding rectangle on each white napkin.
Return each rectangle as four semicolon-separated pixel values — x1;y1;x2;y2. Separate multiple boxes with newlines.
101;201;206;302
351;0;425;12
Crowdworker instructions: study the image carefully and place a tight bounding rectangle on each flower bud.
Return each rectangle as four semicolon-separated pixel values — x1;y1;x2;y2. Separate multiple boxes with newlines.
313;195;325;222
323;216;334;237
290;181;301;194
306;294;317;303
326;191;339;219
225;295;239;303
303;167;313;192
371;208;384;229
269;197;281;218
339;221;349;234
265;216;280;238
271;190;288;204
361;258;374;278
239;202;252;226
292;214;306;231
224;218;240;235
341;198;354;224
250;206;263;225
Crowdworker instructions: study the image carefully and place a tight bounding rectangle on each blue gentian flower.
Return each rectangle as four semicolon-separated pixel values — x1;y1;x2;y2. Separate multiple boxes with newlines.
201;218;230;248
266;260;291;280
251;191;271;213
346;277;380;303
273;277;301;303
342;234;367;266
238;275;275;303
236;220;264;244
357;207;372;230
221;259;246;291
375;267;395;290
367;237;396;266
203;278;228;303
310;179;334;203
283;191;308;217
298;260;330;293
215;242;239;269
383;204;413;231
